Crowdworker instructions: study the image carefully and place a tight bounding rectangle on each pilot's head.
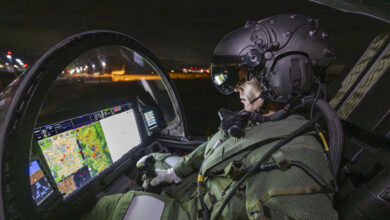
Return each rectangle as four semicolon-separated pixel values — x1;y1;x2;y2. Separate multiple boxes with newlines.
232;66;263;112
210;13;335;111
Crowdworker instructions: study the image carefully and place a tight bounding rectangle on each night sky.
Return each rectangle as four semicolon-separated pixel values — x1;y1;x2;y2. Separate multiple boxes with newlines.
0;0;389;70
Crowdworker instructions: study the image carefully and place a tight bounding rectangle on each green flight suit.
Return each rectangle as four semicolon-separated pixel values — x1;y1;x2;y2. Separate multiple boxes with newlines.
83;115;338;220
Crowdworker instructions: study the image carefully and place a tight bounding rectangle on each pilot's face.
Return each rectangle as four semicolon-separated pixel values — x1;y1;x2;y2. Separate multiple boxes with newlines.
233;68;264;112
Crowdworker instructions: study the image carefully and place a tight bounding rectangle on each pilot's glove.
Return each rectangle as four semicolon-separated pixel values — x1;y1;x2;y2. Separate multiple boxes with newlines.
150;168;182;186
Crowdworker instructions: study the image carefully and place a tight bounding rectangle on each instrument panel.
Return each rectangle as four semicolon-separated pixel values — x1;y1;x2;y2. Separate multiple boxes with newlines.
29;100;161;204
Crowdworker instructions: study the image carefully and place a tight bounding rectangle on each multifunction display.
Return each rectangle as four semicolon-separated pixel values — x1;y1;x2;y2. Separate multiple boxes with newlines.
143;110;158;131
34;103;141;199
29;160;54;205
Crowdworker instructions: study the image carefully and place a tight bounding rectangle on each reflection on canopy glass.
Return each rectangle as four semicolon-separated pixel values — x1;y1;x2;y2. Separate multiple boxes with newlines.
38;45;176;127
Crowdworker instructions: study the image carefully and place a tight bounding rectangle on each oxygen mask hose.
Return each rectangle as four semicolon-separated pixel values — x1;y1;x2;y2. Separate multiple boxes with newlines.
218;108;249;138
313;99;344;190
218;106;290;139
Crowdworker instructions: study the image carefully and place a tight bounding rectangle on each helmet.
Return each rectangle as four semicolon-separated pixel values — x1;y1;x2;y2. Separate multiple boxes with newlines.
210;14;335;103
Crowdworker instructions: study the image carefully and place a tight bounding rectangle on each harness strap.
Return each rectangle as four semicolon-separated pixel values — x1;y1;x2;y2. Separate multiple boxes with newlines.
260;185;323;204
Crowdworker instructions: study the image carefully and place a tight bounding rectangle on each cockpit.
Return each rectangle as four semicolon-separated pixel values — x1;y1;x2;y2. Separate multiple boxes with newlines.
0;3;390;219
0;32;201;219
30;44;179;203
32;44;187;207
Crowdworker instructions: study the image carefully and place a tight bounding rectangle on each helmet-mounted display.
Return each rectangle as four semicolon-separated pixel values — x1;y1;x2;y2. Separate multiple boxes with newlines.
210;14;335;103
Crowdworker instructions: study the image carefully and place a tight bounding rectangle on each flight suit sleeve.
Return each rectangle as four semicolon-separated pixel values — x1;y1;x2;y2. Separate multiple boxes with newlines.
173;141;207;178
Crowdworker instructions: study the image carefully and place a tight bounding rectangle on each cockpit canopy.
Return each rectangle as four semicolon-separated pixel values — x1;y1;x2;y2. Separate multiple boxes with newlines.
37;45;178;132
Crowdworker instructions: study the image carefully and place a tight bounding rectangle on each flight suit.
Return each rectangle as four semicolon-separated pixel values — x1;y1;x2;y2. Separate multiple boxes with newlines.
83;114;338;220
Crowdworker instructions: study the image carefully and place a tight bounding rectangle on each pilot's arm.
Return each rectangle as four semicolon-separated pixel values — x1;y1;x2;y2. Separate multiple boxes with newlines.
173;141;207;178
145;141;207;186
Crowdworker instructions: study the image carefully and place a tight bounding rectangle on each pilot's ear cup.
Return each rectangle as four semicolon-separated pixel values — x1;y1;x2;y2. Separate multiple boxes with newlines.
266;54;313;101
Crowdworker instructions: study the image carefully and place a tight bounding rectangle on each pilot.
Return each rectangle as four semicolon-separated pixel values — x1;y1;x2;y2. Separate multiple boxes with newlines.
83;14;338;220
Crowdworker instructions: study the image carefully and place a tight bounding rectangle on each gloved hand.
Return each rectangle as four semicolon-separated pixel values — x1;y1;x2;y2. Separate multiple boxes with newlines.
136;155;154;168
150;168;182;186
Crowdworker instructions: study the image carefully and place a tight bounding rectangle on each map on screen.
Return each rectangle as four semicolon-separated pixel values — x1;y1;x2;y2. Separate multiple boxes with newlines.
36;103;141;199
76;122;113;176
38;130;86;183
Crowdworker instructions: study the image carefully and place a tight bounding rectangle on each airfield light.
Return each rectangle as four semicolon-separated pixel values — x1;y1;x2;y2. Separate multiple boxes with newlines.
16;58;23;65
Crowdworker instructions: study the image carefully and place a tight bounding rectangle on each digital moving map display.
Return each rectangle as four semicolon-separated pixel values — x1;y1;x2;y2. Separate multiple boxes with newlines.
34;103;141;199
29;160;54;205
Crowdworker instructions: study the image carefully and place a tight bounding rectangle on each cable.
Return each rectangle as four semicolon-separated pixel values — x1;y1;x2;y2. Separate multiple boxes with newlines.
314;100;343;183
310;79;322;120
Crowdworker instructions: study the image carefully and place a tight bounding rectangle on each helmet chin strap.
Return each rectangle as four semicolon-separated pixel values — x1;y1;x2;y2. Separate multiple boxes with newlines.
249;93;264;104
249;93;291;123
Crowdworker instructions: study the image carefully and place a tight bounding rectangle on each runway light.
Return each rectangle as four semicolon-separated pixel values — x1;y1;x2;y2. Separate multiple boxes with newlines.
16;58;23;65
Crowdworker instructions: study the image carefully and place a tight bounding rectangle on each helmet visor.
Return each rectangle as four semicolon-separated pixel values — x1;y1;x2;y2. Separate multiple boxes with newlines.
210;63;239;95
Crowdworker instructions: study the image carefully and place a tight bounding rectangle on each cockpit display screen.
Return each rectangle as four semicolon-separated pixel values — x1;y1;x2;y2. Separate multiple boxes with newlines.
29;160;54;205
144;110;158;130
34;103;141;198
